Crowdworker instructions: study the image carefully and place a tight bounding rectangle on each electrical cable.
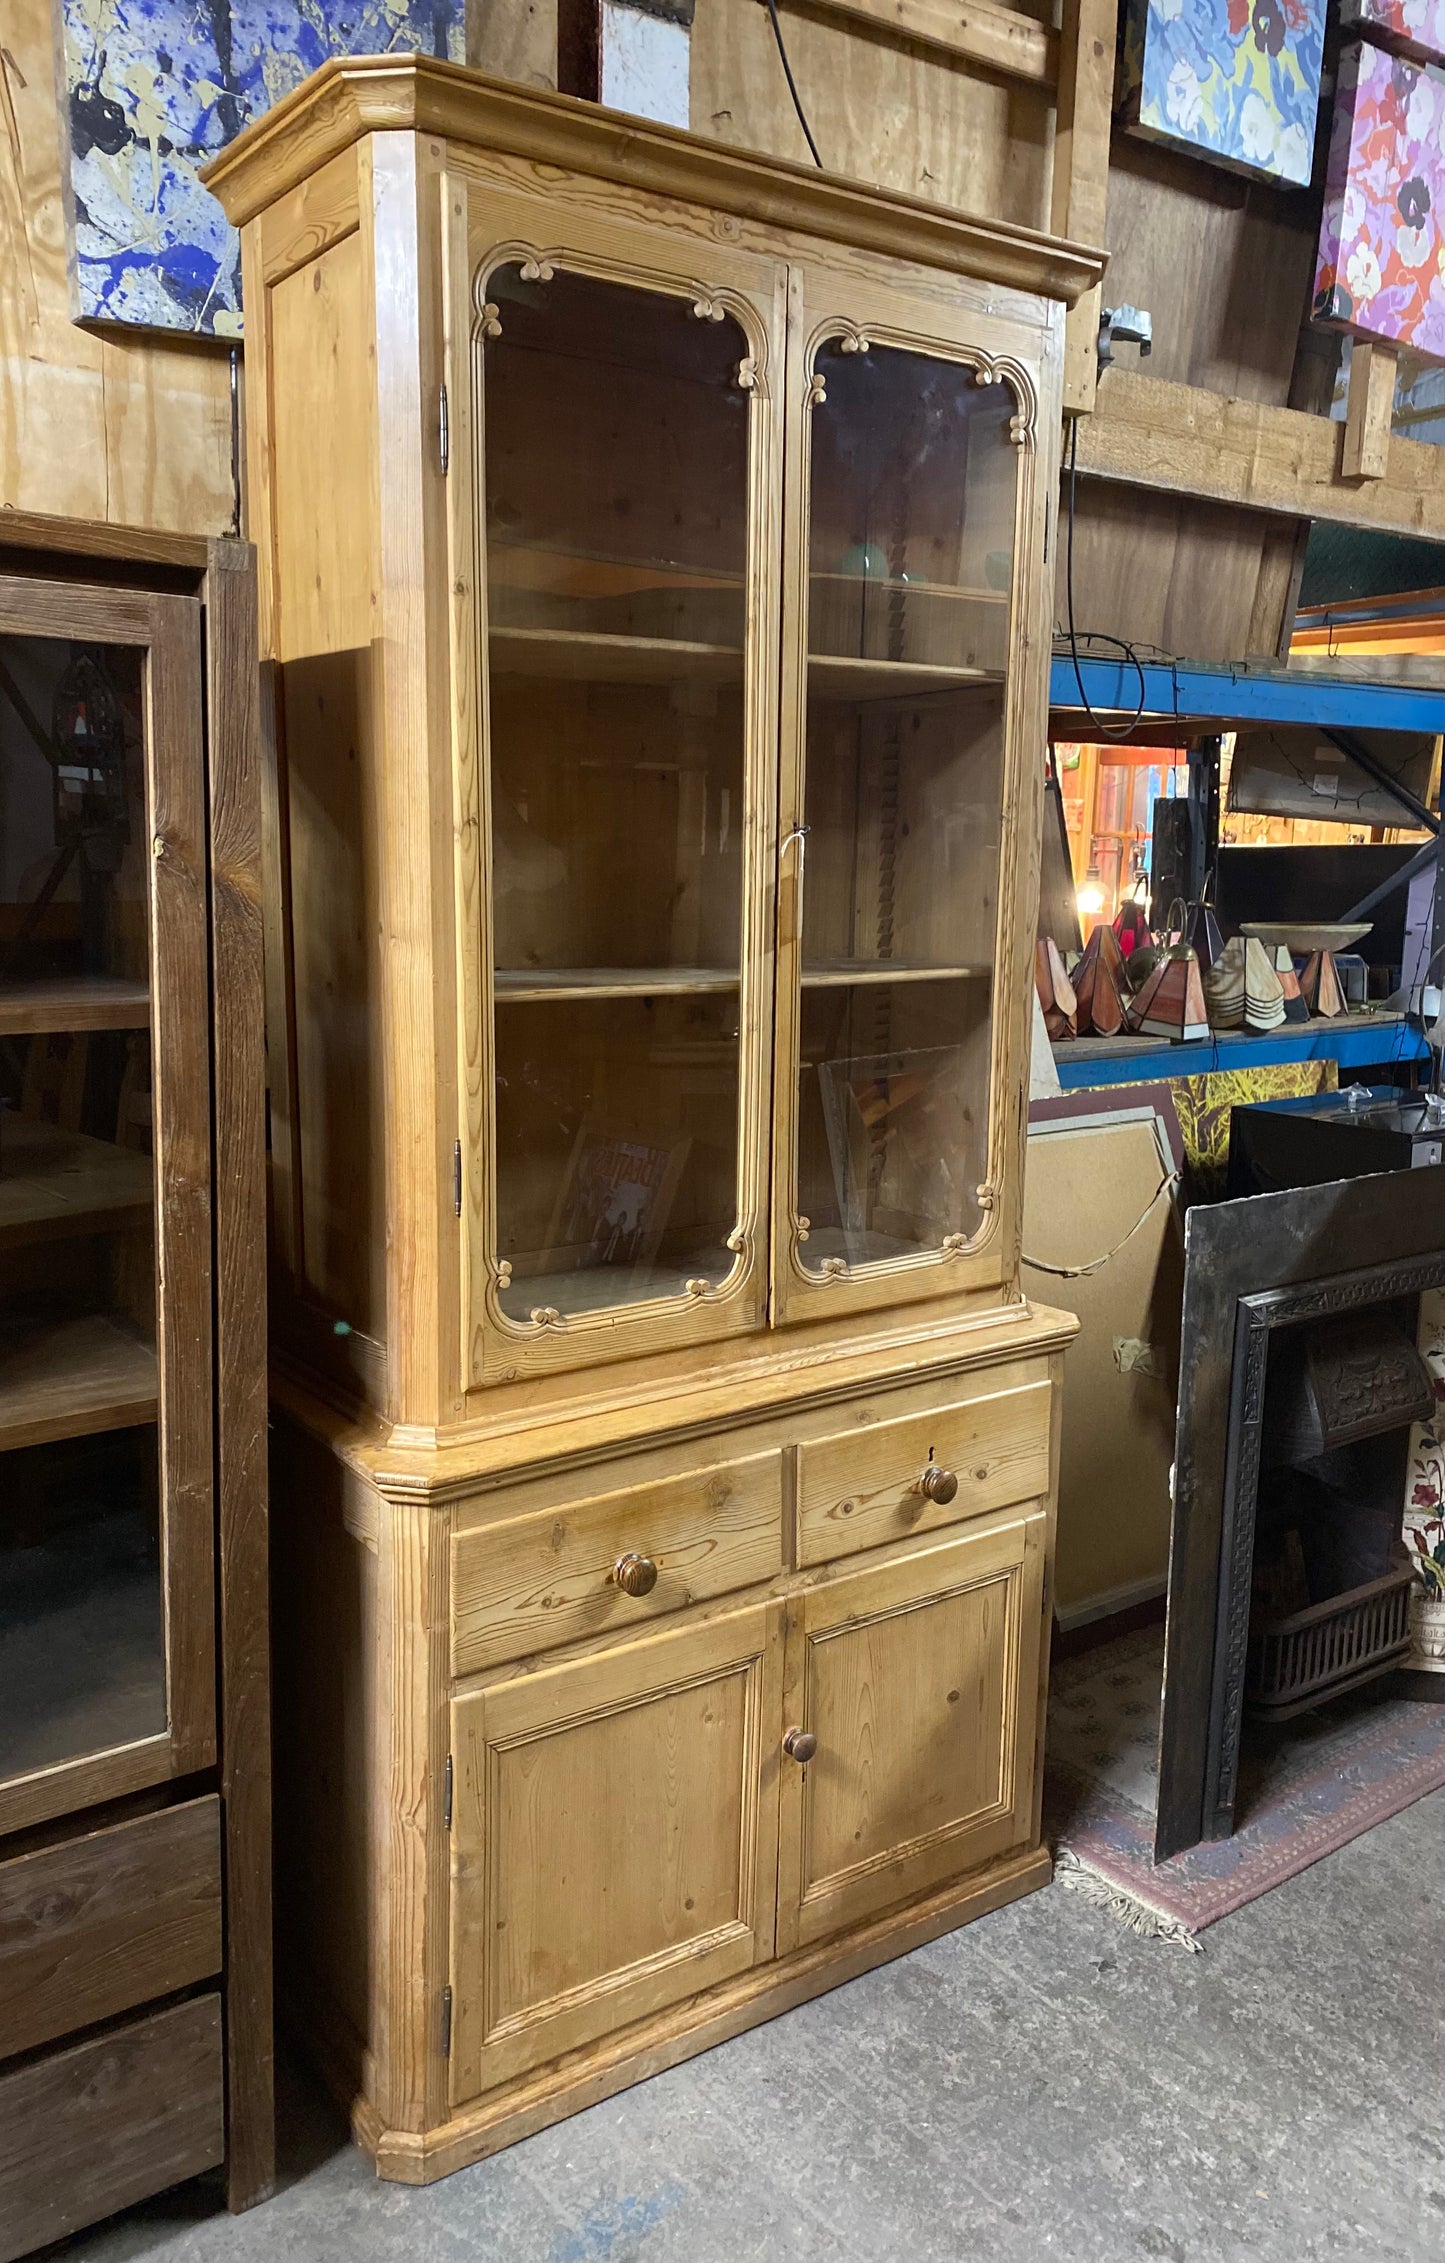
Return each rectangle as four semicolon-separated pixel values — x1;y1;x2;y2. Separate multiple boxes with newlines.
763;0;823;167
1063;412;1148;742
1021;1167;1180;1279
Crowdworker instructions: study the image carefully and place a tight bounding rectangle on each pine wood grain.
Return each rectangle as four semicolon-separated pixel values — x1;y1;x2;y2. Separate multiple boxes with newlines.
451;1449;784;1673
795;1376;1051;1564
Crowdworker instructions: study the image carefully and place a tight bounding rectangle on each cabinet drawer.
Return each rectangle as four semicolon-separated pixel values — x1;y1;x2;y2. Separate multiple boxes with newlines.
0;1798;222;2062
451;1450;784;1676
0;1994;224;2263
796;1379;1051;1567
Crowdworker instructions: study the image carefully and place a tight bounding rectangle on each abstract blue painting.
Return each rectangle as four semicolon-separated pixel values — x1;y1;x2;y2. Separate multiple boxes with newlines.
1118;0;1327;187
62;2;465;335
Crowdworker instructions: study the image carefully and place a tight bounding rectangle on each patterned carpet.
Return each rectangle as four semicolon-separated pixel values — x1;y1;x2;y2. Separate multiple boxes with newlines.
1045;1625;1445;1946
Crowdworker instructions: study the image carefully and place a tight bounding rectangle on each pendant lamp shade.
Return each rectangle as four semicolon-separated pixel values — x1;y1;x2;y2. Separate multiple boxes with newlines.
1243;936;1286;1031
1299;949;1346;1019
1203;934;1246;1030
1187;900;1225;976
1074;921;1128;1037
1129;943;1208;1043
1036;936;1078;1040
1275;946;1310;1024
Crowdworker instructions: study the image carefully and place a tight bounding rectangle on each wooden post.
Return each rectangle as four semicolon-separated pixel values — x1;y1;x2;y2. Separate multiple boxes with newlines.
1342;340;1397;481
1050;0;1117;416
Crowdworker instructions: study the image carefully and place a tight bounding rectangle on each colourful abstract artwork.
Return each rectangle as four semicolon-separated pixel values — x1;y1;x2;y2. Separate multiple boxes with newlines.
1313;41;1445;358
62;2;465;335
1338;0;1445;67
1119;0;1328;186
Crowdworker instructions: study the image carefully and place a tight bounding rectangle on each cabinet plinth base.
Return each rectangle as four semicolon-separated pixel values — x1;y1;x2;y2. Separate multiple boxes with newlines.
350;1843;1051;2186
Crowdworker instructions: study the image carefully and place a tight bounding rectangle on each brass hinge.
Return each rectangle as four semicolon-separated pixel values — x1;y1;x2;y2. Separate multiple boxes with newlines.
453;1140;462;1217
443;1753;453;1830
441;1984;453;2058
438;382;450;476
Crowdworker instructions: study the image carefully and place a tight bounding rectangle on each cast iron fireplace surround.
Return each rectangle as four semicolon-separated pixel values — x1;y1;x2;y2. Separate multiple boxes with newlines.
1158;1165;1445;1862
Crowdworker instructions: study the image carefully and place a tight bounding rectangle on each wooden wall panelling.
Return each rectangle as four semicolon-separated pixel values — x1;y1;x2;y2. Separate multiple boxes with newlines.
1049;0;1115;413
0;1997;225;2263
799;0;1059;87
203;540;276;2207
689;0;1056;230
1099;139;1321;404
0;0;232;533
470;0;561;91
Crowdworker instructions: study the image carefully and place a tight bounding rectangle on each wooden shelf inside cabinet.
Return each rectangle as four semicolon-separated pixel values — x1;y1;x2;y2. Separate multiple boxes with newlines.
488;629;743;684
494;968;741;1003
806;655;1000;698
0;978;150;1036
0;1120;152;1248
0;1313;157;1453
801;961;990;988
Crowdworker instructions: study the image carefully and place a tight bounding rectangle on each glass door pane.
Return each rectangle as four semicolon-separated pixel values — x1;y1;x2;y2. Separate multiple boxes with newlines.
480;263;754;1325
794;341;1017;1275
0;632;165;1786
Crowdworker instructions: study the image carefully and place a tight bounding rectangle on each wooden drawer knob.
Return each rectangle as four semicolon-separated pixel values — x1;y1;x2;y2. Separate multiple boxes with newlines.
613;1551;659;1598
918;1464;959;1505
783;1727;817;1764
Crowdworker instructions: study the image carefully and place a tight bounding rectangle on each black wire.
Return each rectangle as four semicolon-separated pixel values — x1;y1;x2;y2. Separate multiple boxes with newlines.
763;0;823;167
1064;413;1148;742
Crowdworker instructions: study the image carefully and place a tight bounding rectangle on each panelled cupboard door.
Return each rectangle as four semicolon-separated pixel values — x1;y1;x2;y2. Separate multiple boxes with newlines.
448;176;787;1387
772;263;1056;1331
776;1513;1046;1954
449;1599;784;2106
0;578;215;1840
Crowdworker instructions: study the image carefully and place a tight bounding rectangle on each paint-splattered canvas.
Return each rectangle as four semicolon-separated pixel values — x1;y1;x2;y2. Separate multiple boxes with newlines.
63;2;464;335
1339;0;1445;67
1313;41;1445;357
1119;0;1327;186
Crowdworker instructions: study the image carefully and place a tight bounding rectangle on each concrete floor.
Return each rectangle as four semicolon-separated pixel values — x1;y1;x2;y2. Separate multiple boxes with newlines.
69;1787;1443;2263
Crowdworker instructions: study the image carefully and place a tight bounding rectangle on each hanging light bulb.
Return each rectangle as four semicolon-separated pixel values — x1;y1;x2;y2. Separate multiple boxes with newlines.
1076;861;1105;917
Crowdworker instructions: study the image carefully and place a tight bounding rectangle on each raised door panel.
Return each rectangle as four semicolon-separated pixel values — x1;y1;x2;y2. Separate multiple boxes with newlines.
777;1514;1046;1953
450;1599;783;2105
772;266;1059;1331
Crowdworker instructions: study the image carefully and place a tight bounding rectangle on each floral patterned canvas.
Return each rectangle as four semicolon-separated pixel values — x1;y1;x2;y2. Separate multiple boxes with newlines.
1339;0;1445;67
1313;41;1445;358
1119;0;1327;187
62;1;465;335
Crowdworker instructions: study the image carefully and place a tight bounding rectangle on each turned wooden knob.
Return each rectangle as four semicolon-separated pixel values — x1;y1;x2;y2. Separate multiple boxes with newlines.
783;1727;817;1764
918;1464;959;1505
613;1551;659;1598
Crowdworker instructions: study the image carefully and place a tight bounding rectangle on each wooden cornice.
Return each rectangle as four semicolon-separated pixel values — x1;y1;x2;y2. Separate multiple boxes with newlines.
200;55;1105;306
1075;370;1445;541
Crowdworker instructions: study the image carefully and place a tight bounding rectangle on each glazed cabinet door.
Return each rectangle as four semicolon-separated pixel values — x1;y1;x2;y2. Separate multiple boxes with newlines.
772;263;1057;1327
449;177;786;1384
777;1513;1047;1953
0;579;214;1836
449;1598;784;2105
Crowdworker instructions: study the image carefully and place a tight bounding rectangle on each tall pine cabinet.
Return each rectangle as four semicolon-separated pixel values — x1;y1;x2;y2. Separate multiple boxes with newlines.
205;58;1098;2182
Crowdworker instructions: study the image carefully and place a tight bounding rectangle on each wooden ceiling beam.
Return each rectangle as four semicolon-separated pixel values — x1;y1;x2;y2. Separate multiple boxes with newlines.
1073;370;1445;541
791;0;1059;87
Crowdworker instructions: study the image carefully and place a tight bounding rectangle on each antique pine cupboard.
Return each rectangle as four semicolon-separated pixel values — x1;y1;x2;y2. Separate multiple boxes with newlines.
205;57;1099;2182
